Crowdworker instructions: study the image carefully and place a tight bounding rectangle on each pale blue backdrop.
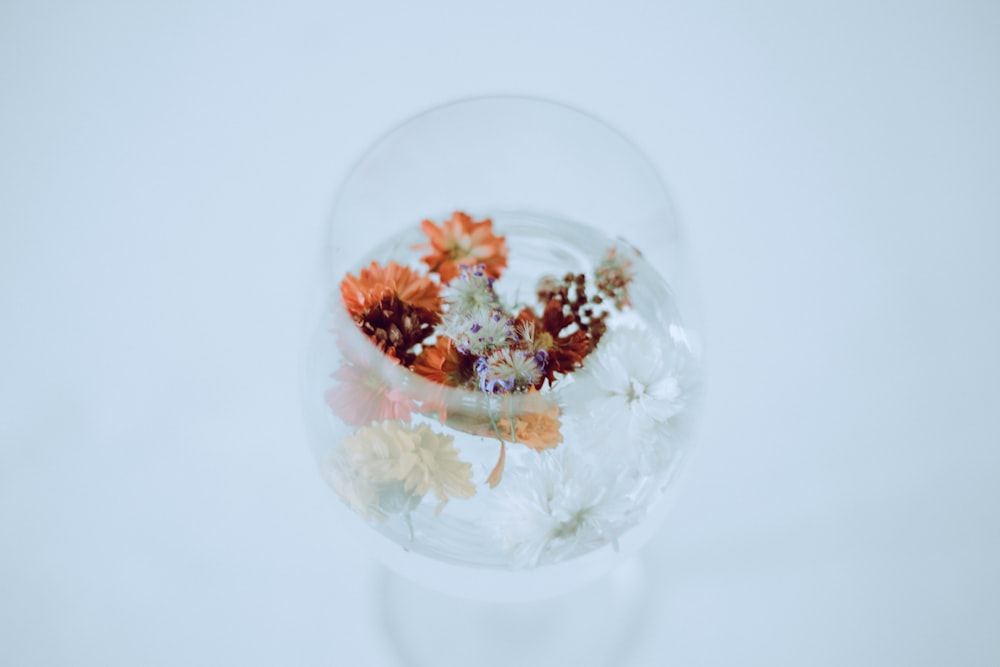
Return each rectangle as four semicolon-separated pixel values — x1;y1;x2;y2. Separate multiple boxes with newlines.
2;1;998;664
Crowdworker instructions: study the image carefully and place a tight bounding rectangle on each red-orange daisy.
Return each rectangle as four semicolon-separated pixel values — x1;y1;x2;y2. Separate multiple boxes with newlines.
411;337;476;387
340;261;442;317
515;303;592;385
340;261;443;365
416;212;509;282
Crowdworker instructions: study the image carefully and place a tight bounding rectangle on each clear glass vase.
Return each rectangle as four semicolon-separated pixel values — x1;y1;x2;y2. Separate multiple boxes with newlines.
302;96;703;663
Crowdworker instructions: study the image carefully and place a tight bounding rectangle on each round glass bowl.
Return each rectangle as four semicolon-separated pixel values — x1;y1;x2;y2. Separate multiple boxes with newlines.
303;96;702;601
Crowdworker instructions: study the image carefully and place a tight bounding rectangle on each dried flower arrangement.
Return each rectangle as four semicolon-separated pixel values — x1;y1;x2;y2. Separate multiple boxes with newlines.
321;211;695;567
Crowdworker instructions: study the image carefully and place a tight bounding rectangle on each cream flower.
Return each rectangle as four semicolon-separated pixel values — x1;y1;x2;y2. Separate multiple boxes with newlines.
560;325;696;471
490;446;645;568
325;420;476;520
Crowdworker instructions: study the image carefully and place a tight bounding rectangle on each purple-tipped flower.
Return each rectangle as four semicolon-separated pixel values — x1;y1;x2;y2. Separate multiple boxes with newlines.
534;349;549;372
443;264;500;314
442;264;516;355
450;307;516;356
475;346;544;394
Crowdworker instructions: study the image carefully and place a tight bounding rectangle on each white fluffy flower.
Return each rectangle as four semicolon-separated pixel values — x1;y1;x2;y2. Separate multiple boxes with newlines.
490;447;645;568
560;325;696;471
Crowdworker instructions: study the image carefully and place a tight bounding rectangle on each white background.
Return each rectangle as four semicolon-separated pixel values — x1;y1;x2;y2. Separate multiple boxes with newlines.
2;1;999;665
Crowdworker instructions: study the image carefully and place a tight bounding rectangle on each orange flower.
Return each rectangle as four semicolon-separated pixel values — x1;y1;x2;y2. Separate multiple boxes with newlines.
341;261;441;317
444;395;562;487
411;337;476;387
341;261;442;365
493;405;563;452
416;212;509;282
446;400;563;451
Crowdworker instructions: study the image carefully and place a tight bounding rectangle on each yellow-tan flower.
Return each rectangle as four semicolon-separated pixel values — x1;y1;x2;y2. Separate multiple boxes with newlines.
326;420;475;520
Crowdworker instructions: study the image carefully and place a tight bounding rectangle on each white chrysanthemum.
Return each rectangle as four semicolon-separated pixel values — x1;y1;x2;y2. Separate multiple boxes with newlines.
491;447;645;568
560;325;696;471
325;420;476;520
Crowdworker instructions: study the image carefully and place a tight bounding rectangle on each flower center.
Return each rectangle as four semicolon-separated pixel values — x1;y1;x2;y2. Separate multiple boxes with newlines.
362;370;387;393
553;509;589;539
535;330;555;352
625;378;647;403
445;235;473;259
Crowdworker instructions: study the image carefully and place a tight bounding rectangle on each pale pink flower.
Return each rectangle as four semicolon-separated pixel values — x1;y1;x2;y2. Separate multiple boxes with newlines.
325;363;416;426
